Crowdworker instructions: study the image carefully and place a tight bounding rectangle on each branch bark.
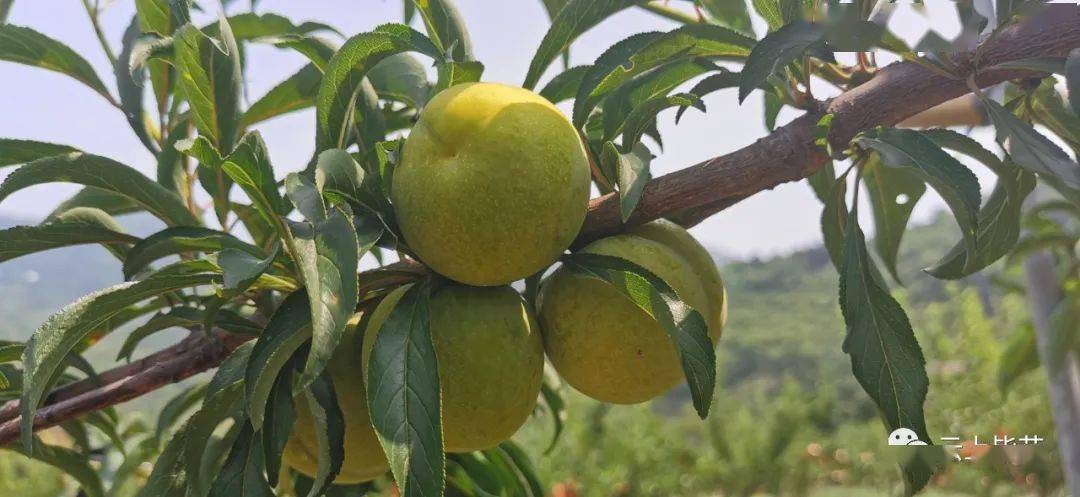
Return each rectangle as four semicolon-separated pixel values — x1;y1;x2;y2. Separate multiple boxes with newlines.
1;5;1078;446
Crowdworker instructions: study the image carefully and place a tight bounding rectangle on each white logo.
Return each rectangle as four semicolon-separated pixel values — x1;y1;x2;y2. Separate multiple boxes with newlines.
888;428;928;446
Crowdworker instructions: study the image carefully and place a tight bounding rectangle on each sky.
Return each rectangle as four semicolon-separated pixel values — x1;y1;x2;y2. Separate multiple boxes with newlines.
0;0;989;259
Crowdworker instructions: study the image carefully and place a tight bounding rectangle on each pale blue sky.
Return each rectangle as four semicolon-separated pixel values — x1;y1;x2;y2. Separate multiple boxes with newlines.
0;1;984;258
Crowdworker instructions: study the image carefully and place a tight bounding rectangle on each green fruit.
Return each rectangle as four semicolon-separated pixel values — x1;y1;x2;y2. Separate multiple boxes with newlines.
364;284;544;452
392;82;591;286
629;219;727;339
283;317;388;484
537;226;724;404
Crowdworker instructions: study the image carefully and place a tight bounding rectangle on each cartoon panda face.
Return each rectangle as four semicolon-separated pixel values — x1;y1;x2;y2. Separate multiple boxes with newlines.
888;428;923;446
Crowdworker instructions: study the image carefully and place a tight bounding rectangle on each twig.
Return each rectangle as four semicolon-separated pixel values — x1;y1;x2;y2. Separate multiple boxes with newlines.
1;5;1077;446
79;0;118;67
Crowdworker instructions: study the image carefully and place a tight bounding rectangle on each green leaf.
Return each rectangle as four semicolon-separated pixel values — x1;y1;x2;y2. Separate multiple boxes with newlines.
137;417;195;497
245;291;311;429
750;0;784;30
368;53;433;107
287;172;328;223
434;60;484;93
123;226;264;280
1067;48;1080;116
854;128;982;272
207;424;274;497
575;25;753;127
496;442;544;497
412;0;473;61
116;17;160;155
676;69;742;122
538;64;590;104
176;134;224;167
1028;79;1080;154
562;252;716;418
366;283;443;497
219;247;276;290
981;96;1080;190
20;267;220;449
135;0;190;36
4;437;106;497
0;0;11;23
0;25;114;104
184;343;252;496
156;382;209;441
926;164;1036;279
538;378;566;454
619;93;703;146
819;168;848;269
47;187;142;221
299;370;346;497
838;213;931;442
602;59;716;138
861;154;926;284
221;131;289;229
0;153;199;226
175;18;243;152
603;141;652;222
0;218;137;263
998;323;1039;393
523;0;637;90
315;24;441;152
216;12;338;41
241;64;322;127
260;358;296;488
288;207;360;387
0;138;78;168
117;307;258;363
738;21;824;103
697;0;753;34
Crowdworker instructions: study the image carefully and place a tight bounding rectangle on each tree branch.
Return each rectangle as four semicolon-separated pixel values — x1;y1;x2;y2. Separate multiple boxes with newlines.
1;5;1078;446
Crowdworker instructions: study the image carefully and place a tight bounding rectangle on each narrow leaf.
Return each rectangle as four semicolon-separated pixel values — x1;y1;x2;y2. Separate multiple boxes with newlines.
601;141;652;222
412;0;474;61
0;219;137;263
523;0;637;90
245;291;312;429
4;437;106;497
0;138;78;168
738;21;824;103
174;18;243;152
123;226;264;280
982;96;1080;190
861;154;926;284
116;16;160;154
538;64;590;104
1067;48;1079;115
0;153;199;226
0;25;114;103
300;371;346;497
221;131;289;231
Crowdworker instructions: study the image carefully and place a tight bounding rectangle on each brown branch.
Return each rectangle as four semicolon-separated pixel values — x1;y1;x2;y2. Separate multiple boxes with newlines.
1;5;1078;446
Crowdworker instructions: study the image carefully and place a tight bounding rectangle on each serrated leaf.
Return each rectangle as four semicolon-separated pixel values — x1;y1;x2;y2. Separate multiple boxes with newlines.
926;164;1036;279
368;53;433;107
562;253;716;417
862;154;926;284
288;207;359;387
176;135;223;167
620;92;702;146
496;442;544;497
981;95;1080;190
316;24;441;152
216;12;338;42
0;138;79;168
137;416;194;497
0;219;137;263
245;291;311;429
135;0;190;36
219;247;276;290
184;343;252;496
998;323;1039;393
601;141;652;223
1028;79;1080;154
412;0;473;61
0;153;198;226
820;169;848;270
241;64;323;127
738;21;824;103
0;24;114;104
697;0;753;34
47;187;142;221
221;131;289;230
158;118;191;197
854;128;982;272
175;18;243;152
366;282;443;497
117;307;258;363
207;424;274;497
155;382;208;441
676;69;742;122
538;64;590;104
523;0;637;90
261;359;296;488
575;25;753;127
1067;49;1080;115
4;437;105;497
434;60;484;94
116;16;160;155
123;226;264;280
839;213;931;442
20;267;220;449
286;172;328;223
300;370;346;497
602;59;716;138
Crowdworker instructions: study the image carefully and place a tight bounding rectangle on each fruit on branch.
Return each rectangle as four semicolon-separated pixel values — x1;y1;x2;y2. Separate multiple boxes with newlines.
392;82;590;286
537;221;726;404
283;318;389;484
364;284;544;452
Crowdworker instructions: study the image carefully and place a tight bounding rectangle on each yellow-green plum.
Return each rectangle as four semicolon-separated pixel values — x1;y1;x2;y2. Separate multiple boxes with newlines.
364;284;544;452
283;317;388;484
538;225;725;404
392;82;590;286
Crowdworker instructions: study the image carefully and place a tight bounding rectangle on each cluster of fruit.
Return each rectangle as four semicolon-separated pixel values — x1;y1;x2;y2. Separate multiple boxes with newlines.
284;83;727;482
